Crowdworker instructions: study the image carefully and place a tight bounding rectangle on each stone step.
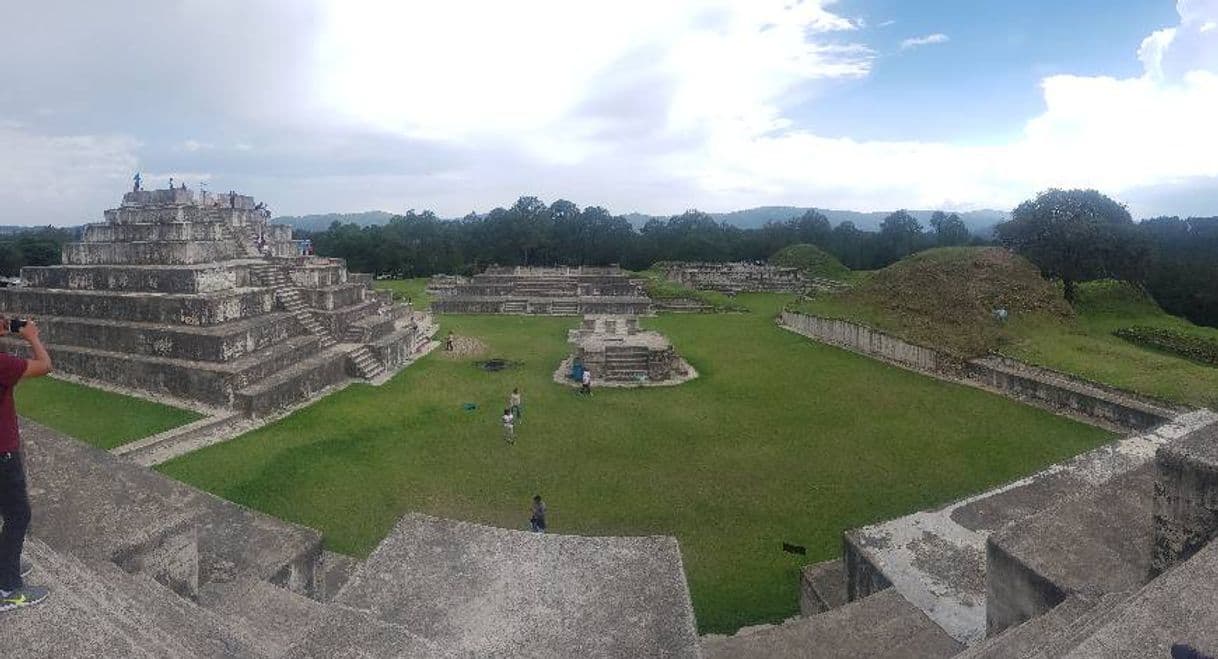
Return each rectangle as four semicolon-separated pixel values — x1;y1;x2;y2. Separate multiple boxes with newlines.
114;411;243;467
800;558;848;616
7;538;261;658
700;589;962;659
314;550;360;602
957;595;1100;659
333;513;701;656
282;604;443;658
1;334;322;408
1025;591;1130;659
235;348;350;417
213;579;330;658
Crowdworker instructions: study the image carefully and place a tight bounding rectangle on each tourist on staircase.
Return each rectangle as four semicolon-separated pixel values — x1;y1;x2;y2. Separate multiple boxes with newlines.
0;318;54;612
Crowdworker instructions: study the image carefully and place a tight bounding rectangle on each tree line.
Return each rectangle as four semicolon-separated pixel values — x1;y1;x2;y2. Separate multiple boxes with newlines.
309;196;980;277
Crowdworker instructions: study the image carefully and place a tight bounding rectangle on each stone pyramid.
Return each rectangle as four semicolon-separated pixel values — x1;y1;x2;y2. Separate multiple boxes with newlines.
0;186;426;416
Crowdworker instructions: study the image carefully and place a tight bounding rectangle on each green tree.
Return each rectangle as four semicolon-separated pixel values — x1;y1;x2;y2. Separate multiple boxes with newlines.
929;211;970;246
997;189;1145;303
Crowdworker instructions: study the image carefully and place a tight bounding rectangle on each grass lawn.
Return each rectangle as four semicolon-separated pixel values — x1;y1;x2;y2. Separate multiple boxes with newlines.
373;278;431;308
1004;281;1218;409
158;294;1110;633
17;377;203;450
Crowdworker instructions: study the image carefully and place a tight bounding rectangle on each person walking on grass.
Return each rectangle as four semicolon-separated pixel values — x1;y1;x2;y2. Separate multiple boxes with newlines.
0;318;54;613
509;387;522;421
580;367;592;396
530;495;547;533
501;407;515;444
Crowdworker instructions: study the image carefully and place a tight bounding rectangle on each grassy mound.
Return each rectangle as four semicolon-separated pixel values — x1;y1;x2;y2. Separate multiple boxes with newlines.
769;244;850;280
634;269;749;312
797;247;1071;356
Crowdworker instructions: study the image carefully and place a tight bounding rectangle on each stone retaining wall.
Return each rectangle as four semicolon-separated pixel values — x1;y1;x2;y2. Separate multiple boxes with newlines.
779;311;1177;431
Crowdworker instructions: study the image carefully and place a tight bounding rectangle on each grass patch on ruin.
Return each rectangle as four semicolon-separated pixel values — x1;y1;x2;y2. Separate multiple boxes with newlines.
158;294;1110;634
1003;280;1218;409
373;277;431;308
633;269;750;311
17;376;202;450
794;247;1218;408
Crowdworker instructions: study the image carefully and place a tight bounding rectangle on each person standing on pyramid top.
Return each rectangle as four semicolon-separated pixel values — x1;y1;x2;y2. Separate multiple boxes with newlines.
0;317;54;613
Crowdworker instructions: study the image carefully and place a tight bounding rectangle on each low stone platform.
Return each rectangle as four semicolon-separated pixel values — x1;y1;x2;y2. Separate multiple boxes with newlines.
430;265;653;316
657;261;809;294
333;513;701;656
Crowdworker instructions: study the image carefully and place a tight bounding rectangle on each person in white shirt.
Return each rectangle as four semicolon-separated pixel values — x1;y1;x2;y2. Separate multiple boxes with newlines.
501;408;515;444
580;368;592;396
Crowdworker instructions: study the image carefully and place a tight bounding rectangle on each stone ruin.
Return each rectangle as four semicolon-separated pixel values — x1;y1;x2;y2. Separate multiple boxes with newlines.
657;260;809;294
430;265;652;315
563;314;694;385
0;186;428;417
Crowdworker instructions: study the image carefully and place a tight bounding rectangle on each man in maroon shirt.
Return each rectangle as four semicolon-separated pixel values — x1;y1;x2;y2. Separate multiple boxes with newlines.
0;318;53;612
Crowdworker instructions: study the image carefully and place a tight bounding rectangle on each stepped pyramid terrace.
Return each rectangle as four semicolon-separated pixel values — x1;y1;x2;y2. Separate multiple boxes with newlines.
0;186;430;416
429;265;652;315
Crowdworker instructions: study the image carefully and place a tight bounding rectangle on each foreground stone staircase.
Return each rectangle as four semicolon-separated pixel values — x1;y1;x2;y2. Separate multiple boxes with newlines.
8;423;701;658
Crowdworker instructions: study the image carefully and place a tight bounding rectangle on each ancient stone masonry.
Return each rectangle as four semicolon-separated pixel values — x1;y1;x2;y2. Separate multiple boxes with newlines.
0;187;427;416
430;265;652;315
657;261;810;294
564;314;695;385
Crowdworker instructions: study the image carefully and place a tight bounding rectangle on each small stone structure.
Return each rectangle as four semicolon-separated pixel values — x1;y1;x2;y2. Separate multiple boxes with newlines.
0;186;428;416
430;265;652;315
657;261;809;294
564;314;694;385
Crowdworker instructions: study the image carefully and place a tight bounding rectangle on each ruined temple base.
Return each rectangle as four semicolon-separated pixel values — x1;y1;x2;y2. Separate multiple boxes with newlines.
551;356;699;389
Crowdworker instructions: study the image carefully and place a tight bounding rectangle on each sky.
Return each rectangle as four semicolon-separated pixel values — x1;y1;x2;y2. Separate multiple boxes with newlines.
1;0;1215;225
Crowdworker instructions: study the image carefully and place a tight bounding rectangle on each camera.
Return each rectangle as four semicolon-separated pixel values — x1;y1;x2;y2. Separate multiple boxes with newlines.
7;318;27;333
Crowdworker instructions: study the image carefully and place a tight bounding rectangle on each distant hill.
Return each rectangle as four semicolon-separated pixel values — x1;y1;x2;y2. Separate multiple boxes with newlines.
273;211;395;232
625;207;1009;237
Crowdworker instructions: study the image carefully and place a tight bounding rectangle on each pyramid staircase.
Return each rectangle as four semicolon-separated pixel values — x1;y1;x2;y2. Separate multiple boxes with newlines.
248;263;336;350
604;345;650;380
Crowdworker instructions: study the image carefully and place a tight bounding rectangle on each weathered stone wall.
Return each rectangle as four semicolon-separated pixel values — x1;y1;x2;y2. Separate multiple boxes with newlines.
1152;422;1218;575
780;312;960;373
780;311;1176;431
22;264;241;294
658;261;807;293
63;240;240;265
1;287;274;326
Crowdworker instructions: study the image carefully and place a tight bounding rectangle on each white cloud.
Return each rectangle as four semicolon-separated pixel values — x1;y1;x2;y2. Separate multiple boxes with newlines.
900;33;949;50
2;0;1216;222
0;123;139;224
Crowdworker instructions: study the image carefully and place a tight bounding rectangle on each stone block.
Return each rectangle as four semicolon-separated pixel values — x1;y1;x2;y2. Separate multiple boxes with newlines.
83;221;226;243
800;558;848;615
1151;421;1218;575
297;283;366;311
335;513;701;657
17;312;302;362
63;239;239;265
111;520;200;600
985;465;1155;636
22;263;241;294
0;287;274;326
843;532;893;601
